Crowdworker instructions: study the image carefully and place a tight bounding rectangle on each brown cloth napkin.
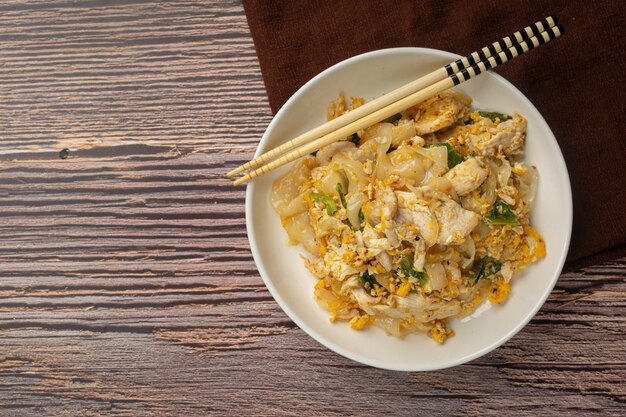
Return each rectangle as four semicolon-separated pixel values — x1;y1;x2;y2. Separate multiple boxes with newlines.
242;0;626;272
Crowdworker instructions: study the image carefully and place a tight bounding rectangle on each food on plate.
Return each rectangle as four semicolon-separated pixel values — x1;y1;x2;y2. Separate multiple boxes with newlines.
270;90;545;343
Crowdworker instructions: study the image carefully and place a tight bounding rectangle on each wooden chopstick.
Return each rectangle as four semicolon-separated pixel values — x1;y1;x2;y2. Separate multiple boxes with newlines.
227;16;558;179
233;23;564;186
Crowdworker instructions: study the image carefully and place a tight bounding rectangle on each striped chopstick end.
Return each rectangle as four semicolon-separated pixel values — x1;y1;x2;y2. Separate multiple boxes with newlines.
445;15;558;77
449;24;564;86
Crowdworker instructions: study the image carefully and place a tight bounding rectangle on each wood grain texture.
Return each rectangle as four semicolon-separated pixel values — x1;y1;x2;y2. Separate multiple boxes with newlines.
0;1;624;416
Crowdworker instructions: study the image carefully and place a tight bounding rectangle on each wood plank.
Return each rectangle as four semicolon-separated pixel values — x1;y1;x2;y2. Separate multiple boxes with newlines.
1;0;272;154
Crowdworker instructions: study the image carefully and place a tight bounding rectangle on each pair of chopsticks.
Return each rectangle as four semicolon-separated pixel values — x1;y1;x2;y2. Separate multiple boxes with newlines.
229;16;564;186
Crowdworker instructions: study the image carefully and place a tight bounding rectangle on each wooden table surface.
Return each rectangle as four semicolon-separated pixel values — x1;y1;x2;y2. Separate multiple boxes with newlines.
1;1;624;415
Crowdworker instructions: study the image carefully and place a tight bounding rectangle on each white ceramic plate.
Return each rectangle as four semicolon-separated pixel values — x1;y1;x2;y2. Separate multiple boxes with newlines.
246;48;572;371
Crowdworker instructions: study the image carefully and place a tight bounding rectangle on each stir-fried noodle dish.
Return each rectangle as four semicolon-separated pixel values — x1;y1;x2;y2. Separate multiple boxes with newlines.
270;90;546;343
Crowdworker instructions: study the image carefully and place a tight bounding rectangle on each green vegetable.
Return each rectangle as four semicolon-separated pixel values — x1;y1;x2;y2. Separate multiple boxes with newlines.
344;207;364;231
469;256;502;285
436;143;464;169
358;270;379;290
335;183;347;208
478;111;511;122
465;111;511;125
310;193;337;216
358;209;365;231
349;133;360;146
399;254;428;285
485;201;520;226
380;113;402;124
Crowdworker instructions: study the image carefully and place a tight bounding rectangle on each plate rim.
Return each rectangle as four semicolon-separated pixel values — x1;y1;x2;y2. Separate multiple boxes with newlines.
245;47;573;371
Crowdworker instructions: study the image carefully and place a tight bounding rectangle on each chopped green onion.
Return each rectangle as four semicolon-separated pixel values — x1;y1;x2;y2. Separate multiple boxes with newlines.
436;143;464;169
358;209;365;231
337;184;355;229
485;201;520;226
399;254;428;285
465;111;511;125
335;183;347;208
469;256;502;285
310;193;337;216
358;270;379;291
478;111;511;122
